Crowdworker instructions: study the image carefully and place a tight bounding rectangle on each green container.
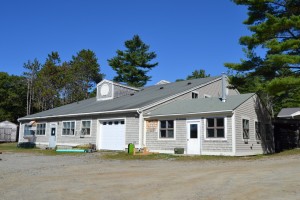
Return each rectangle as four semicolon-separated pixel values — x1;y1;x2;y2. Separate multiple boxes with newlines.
174;148;184;154
128;143;135;155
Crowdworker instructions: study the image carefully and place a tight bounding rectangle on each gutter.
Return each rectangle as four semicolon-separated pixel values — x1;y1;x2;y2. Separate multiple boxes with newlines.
18;108;139;122
144;110;234;119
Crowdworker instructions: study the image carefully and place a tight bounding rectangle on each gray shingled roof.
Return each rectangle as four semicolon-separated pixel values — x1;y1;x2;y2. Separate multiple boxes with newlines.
144;93;255;117
277;108;300;118
19;76;221;120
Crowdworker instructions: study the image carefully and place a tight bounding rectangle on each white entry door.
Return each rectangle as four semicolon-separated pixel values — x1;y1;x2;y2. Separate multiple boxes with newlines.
49;123;57;148
186;122;201;155
100;120;125;150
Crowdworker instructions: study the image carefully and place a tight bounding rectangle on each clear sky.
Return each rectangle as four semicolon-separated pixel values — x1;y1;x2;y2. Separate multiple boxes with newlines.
0;0;249;85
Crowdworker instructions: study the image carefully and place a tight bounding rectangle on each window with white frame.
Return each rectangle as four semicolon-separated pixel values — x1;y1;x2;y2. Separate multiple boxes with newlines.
243;119;250;139
36;123;46;135
192;92;198;99
255;121;262;140
159;120;174;138
24;125;34;135
62;121;75;135
81;121;91;135
206;118;225;138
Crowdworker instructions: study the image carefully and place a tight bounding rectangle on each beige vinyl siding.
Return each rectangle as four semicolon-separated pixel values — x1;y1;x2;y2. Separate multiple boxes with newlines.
146;118;186;152
234;95;274;155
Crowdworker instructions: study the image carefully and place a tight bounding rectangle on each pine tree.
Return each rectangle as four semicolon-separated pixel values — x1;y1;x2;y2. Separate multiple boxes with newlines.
108;35;158;87
225;0;300;114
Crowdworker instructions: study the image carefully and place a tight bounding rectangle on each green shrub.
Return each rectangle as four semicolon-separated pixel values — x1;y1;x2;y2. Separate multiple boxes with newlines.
17;142;36;148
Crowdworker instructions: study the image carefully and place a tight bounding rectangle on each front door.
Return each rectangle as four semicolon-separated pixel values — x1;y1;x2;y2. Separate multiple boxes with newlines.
187;122;200;155
49;124;57;148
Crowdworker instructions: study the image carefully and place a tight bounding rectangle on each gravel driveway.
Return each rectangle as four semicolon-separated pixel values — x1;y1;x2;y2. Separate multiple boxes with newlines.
1;152;300;200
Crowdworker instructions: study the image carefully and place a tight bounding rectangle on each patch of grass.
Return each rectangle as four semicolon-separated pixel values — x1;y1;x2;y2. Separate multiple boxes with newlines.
271;148;300;157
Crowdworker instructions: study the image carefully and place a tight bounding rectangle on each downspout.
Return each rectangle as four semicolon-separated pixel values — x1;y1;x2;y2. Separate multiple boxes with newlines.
137;110;145;148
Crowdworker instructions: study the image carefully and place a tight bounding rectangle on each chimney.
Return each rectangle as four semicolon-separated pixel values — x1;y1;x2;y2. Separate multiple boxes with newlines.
221;73;226;102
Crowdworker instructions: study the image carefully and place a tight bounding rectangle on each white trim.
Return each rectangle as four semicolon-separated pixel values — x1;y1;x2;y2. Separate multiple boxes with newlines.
203;117;227;141
61;121;76;136
157;120;176;141
35;122;47;136
145;110;233;118
201;151;235;156
139;77;222;112
292;111;300;117
149;149;175;154
96;79;140;91
19;108;138;121
138;112;144;147
80;120;92;137
232;113;236;155
241;116;250;140
204;94;211;98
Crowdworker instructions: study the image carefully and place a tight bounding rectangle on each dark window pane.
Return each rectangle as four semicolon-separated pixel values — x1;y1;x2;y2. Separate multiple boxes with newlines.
207;119;214;127
108;122;112;125
160;121;166;128
167;130;174;138
207;129;214;137
167;120;174;128
120;121;125;124
217;129;224;137
190;124;198;138
217;118;224;127
103;122;107;125
160;130;166;138
114;121;119;125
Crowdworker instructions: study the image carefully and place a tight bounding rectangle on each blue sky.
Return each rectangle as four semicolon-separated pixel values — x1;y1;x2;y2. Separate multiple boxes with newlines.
0;0;249;85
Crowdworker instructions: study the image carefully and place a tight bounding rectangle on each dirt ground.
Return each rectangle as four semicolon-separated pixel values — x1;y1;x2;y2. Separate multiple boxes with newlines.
1;152;300;200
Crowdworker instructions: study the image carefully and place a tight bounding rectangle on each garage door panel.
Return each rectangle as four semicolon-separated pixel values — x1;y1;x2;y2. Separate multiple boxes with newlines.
100;120;125;150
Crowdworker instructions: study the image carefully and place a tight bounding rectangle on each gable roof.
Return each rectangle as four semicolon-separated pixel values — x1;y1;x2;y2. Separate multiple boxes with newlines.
277;108;300;118
18;76;221;121
144;93;255;117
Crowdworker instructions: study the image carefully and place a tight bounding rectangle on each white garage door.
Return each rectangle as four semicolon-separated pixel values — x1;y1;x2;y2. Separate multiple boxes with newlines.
100;120;125;150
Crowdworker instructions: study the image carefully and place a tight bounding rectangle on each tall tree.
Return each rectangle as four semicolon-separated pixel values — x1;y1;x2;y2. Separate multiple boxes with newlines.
225;0;300;114
108;35;158;87
23;59;41;115
187;69;210;80
35;52;63;111
69;49;103;101
0;72;27;123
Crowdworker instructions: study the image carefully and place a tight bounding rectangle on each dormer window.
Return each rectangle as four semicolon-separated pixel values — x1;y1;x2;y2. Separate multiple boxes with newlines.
192;92;198;99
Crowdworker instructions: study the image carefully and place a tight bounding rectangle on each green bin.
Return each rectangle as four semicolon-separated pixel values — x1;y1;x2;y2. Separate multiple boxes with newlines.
128;143;135;155
174;148;184;154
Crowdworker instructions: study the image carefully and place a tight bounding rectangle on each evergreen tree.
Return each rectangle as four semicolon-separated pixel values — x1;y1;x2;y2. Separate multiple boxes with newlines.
186;69;210;80
225;0;300;114
69;49;103;101
108;35;158;87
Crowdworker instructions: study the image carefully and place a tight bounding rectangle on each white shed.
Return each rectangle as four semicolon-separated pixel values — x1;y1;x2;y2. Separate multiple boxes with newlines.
0;121;18;142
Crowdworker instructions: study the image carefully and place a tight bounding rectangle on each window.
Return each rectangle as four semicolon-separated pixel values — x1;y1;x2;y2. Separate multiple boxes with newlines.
192;92;198;99
243;119;250;139
24;125;34;136
81;121;91;135
160;120;174;138
206;118;225;138
36;123;46;135
265;124;272;141
255;121;262;140
62;121;75;135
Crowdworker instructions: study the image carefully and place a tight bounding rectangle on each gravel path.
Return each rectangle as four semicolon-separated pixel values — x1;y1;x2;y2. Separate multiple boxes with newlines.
1;152;300;200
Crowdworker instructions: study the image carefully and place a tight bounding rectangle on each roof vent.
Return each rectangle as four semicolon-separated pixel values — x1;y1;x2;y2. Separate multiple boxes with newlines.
130;93;134;96
160;87;164;89
187;82;192;85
